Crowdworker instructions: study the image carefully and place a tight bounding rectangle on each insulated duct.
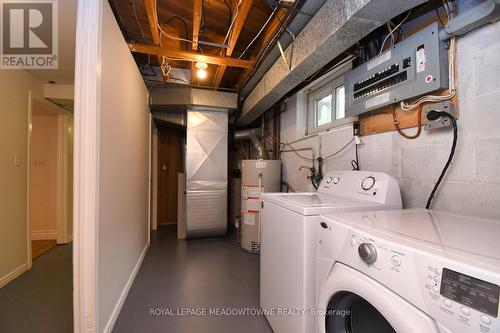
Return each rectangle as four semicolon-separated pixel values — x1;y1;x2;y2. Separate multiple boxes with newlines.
237;0;427;126
239;0;327;101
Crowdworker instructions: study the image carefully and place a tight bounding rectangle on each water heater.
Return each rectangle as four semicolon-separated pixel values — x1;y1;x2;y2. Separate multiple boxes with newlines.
240;160;281;253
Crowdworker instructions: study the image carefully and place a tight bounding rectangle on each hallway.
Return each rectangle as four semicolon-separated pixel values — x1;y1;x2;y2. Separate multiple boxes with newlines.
112;226;272;333
0;245;73;333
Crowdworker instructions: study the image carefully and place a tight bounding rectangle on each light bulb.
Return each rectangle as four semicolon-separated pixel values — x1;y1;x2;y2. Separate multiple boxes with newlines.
197;68;207;80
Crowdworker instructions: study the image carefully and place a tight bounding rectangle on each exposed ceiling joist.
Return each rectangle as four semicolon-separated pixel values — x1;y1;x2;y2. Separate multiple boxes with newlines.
192;0;202;51
191;0;202;84
143;0;166;79
143;0;160;45
129;43;255;68
213;0;254;88
115;0;287;91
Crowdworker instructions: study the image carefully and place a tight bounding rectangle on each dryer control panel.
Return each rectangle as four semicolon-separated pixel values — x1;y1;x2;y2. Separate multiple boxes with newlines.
318;171;402;206
418;262;499;333
440;268;499;318
317;217;500;333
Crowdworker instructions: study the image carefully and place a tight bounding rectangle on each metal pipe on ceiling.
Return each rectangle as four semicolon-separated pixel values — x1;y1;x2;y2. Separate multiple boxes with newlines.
233;128;267;160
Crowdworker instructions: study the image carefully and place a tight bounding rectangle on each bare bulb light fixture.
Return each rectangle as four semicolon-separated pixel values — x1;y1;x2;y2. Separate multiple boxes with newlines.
195;61;208;80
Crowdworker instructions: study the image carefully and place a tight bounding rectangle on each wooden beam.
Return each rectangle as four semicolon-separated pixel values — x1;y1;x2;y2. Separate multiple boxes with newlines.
192;0;202;51
129;43;255;69
143;0;160;45
143;0;166;79
191;0;203;85
213;0;254;88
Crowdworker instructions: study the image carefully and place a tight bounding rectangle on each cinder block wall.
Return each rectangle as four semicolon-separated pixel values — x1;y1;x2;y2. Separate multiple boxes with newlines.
280;20;500;220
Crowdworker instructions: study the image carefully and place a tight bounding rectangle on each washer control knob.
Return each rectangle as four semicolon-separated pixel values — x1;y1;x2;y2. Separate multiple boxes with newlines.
326;177;332;184
358;243;377;264
361;176;376;190
391;255;402;267
332;177;340;184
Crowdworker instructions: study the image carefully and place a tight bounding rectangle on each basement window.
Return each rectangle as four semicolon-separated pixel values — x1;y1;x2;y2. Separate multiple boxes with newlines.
306;62;351;135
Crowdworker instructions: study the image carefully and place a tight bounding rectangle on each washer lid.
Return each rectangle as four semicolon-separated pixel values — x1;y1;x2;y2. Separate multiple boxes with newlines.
261;192;398;216
272;193;356;206
324;208;500;263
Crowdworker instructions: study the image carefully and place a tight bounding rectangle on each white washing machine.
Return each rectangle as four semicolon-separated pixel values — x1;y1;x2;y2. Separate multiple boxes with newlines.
260;171;402;333
316;209;500;333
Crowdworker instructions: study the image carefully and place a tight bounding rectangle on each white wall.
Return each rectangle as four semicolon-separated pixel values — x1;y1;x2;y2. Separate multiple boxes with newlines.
98;2;150;332
0;70;44;287
281;92;356;193
30;113;59;239
280;20;500;220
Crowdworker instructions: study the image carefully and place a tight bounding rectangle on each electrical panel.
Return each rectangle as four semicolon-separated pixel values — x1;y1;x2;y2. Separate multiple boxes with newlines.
345;22;449;117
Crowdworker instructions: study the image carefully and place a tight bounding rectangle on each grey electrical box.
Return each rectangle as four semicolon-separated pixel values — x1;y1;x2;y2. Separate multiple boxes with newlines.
345;22;449;117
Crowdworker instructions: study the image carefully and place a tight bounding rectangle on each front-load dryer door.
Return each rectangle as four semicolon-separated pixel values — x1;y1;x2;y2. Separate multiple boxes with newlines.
317;263;439;333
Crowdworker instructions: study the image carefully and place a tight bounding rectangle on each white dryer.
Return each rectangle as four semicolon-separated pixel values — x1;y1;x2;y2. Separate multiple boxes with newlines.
260;171;402;333
316;209;500;333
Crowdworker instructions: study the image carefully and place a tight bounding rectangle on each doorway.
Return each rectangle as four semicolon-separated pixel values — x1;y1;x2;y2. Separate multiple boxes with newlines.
156;122;185;226
30;98;73;259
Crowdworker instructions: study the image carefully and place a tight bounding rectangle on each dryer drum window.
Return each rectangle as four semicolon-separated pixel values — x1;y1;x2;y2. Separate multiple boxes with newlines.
326;292;396;333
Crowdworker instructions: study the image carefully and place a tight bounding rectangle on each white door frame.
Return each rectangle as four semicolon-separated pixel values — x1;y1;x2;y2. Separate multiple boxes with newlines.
56;112;72;244
73;0;102;331
27;92;33;270
29;98;72;252
151;121;158;231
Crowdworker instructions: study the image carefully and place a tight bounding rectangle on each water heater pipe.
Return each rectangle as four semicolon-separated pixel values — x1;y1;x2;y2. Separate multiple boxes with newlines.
233;128;267;160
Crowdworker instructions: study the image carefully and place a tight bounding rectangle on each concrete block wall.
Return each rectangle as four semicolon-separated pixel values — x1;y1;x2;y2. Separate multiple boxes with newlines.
280;20;500;220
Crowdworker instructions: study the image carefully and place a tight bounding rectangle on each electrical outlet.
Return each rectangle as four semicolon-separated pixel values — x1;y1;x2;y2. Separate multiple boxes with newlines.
423;101;457;130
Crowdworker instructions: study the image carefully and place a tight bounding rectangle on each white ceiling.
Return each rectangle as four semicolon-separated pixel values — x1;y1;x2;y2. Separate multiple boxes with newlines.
28;0;77;84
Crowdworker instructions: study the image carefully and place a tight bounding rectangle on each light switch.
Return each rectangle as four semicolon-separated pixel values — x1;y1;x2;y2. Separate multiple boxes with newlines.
33;159;46;167
14;154;21;167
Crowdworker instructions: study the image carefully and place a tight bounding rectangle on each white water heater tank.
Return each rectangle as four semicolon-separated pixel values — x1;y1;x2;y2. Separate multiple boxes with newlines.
241;160;281;253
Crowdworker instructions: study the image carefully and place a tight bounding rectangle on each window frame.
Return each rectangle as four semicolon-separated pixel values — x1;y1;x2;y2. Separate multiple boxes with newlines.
305;62;353;135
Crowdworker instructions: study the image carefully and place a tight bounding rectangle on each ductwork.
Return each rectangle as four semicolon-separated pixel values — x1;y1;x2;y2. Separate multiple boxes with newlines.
239;0;328;101
441;0;500;39
233;128;260;141
149;87;238;111
237;0;427;126
233;128;267;160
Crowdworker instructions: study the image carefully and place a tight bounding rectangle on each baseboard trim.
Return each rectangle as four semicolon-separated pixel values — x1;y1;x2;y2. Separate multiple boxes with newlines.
0;262;29;288
31;230;57;240
102;241;150;333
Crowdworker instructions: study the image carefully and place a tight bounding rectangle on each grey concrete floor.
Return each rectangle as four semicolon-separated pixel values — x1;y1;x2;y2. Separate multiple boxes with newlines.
112;225;273;333
0;244;73;333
